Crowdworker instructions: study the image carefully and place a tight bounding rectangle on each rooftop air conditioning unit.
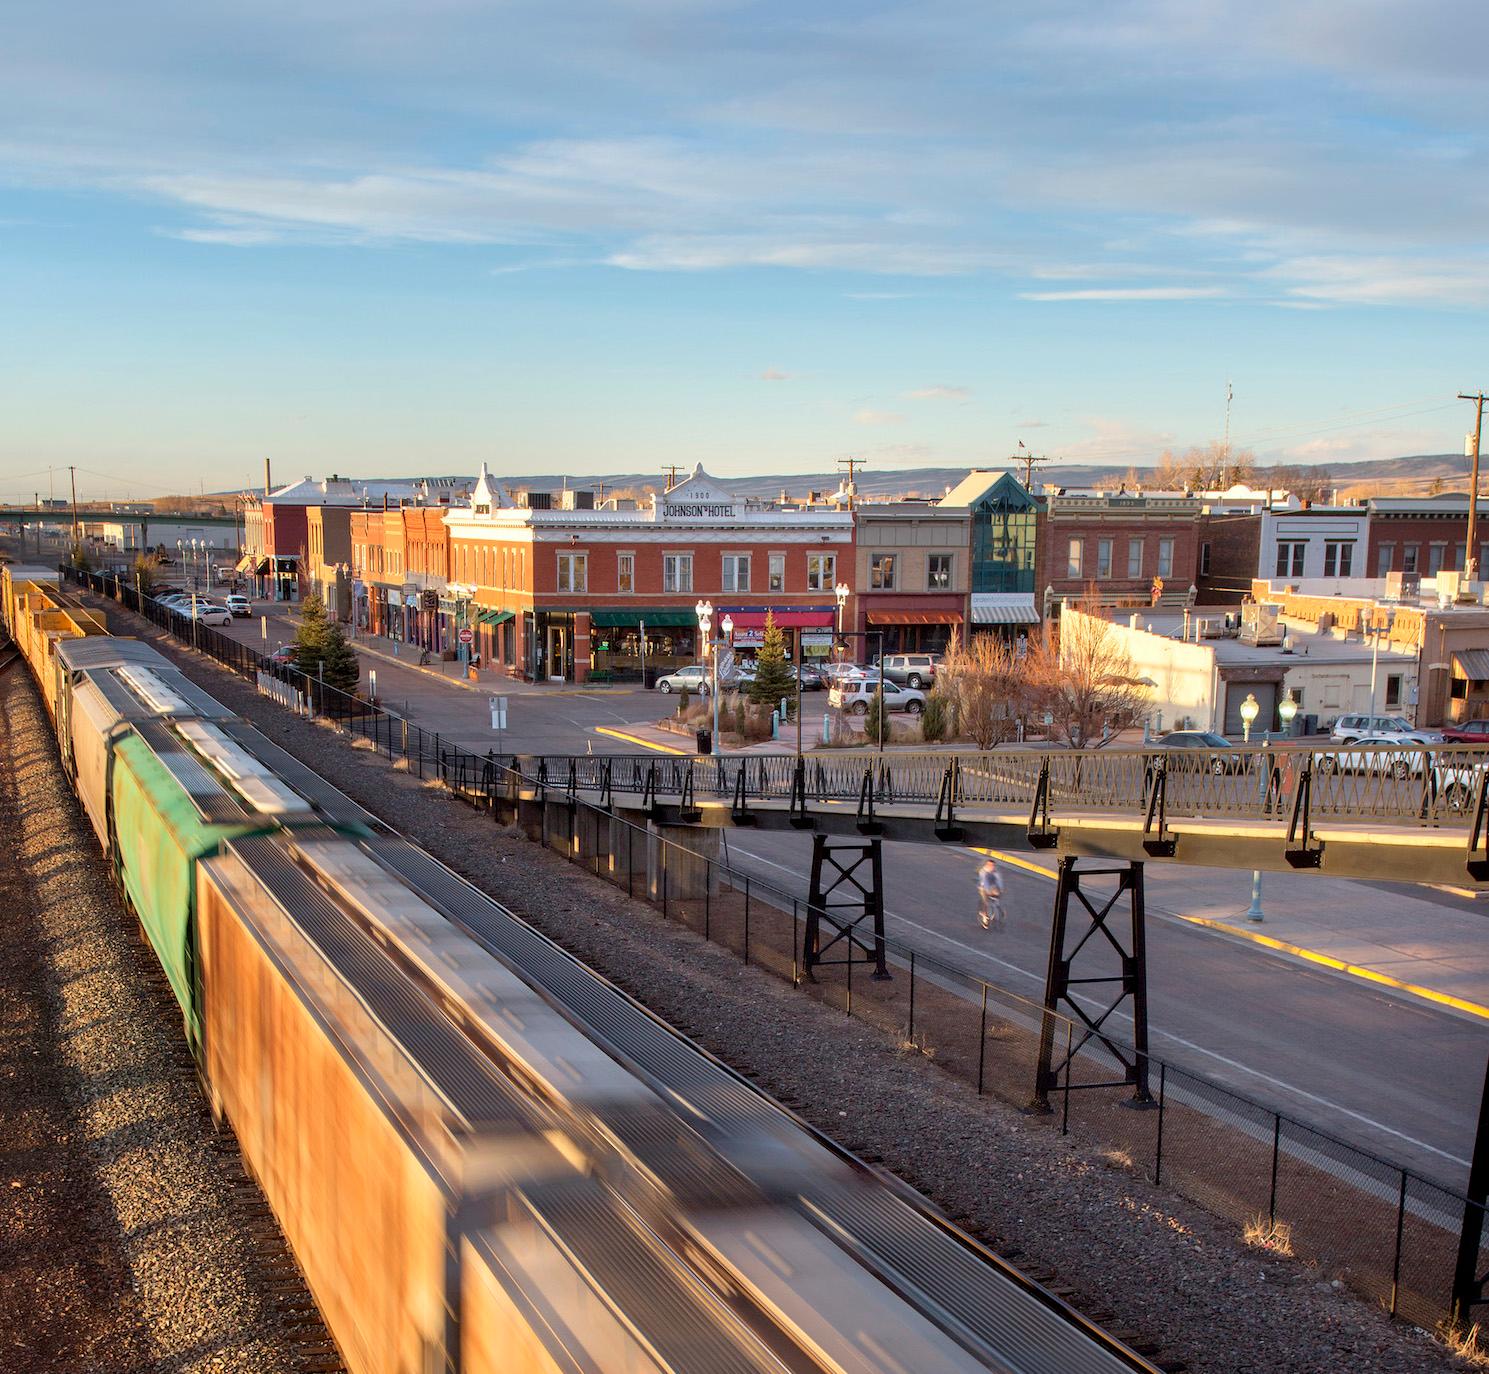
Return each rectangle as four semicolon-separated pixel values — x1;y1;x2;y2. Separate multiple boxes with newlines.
1385;571;1419;601
518;491;553;510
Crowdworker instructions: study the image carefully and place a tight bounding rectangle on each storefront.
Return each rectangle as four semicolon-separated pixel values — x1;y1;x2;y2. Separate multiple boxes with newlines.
587;609;699;682
718;605;837;663
863;606;963;656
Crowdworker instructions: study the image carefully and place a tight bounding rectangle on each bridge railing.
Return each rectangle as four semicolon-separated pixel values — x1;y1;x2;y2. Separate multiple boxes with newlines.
514;739;1489;829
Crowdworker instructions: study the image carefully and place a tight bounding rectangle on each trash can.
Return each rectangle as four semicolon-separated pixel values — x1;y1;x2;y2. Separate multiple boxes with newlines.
644;667;659;689
696;729;713;755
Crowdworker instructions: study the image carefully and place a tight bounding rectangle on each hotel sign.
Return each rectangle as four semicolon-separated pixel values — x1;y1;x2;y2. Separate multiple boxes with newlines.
663;501;738;518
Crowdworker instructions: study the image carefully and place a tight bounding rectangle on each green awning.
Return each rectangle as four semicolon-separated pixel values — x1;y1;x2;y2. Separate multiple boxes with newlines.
589;608;696;628
477;609;514;627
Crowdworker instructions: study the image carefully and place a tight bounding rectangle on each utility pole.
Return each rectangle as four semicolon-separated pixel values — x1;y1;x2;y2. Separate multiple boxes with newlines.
836;455;864;508
68;465;79;549
662;464;683;492
1221;380;1233;489
1016;442;1046;490
1460;392;1487;585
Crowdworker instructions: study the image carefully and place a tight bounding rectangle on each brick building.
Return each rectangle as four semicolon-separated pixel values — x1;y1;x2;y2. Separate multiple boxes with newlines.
852;501;969;654
1039;489;1202;610
1365;496;1489;580
444;464;854;683
1195;511;1261;604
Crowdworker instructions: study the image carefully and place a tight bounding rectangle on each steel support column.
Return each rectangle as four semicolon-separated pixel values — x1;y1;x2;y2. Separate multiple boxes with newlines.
1032;856;1152;1111
801;835;889;981
1451;1052;1489;1328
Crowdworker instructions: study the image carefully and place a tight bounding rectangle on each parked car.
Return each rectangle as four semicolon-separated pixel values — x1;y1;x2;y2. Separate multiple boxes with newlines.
792;663;826;691
224;593;252;618
1318;735;1432;779
268;644;297;666
828;677;926;716
1442;719;1489;745
1330;713;1442;745
881;653;941;690
655;664;713;694
186;602;232;626
1151;730;1247;775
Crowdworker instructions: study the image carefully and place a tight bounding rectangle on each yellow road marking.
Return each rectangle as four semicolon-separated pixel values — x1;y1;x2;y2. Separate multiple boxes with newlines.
593;726;688;755
1175;916;1489;1023
967;846;1059;880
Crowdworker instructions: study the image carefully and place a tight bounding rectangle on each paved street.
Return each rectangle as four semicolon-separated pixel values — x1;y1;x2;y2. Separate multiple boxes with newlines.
225;607;1489;1184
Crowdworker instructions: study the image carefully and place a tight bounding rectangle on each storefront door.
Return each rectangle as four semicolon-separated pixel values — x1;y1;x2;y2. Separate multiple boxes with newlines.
546;624;569;680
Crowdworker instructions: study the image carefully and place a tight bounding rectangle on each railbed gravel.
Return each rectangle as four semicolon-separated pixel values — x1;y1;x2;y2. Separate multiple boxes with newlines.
94;598;1473;1374
0;668;336;1373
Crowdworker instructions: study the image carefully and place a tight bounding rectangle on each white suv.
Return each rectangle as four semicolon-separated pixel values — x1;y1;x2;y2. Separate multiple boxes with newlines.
1330;713;1442;745
828;678;926;716
881;653;940;690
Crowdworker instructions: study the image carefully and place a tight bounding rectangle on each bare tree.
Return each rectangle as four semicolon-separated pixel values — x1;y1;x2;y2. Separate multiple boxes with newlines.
1027;604;1150;748
938;633;1034;748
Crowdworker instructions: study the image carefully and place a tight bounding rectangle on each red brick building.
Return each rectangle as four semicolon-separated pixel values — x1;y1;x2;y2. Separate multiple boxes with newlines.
444;465;855;682
1039;490;1203;609
1365;497;1489;579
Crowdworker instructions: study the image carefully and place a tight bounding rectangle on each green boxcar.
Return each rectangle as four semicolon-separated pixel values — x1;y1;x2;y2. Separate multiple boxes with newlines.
110;732;275;1048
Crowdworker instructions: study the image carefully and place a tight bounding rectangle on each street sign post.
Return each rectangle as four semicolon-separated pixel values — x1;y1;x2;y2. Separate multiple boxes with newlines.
459;627;474;645
489;694;508;752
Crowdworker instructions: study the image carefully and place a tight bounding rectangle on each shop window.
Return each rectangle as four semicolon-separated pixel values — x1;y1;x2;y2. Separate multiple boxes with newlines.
869;553;896;589
769;553;785;592
807;553;836;591
928;554;952;590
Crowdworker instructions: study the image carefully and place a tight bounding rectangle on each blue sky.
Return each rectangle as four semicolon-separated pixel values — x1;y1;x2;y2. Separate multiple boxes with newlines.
2;0;1487;501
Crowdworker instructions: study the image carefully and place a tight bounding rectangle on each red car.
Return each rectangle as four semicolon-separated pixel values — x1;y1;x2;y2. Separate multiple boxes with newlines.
1442;719;1489;744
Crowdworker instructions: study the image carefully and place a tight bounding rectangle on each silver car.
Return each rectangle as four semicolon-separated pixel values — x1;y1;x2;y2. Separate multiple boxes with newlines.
828;677;926;716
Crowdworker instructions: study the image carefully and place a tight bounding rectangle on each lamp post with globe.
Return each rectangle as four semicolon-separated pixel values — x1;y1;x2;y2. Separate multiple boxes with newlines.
1239;691;1267;921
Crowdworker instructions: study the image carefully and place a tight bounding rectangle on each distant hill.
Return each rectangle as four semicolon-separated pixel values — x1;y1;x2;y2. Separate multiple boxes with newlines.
190;451;1476;507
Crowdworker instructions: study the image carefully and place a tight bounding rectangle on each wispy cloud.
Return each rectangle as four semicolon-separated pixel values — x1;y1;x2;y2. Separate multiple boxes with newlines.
854;409;904;426
759;367;795;381
1019;286;1228;302
907;384;969;401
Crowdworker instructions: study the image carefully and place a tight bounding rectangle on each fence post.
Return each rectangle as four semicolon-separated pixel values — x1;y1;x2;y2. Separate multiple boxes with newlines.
743;875;751;966
627;824;634;899
908;950;916;1041
1269;1113;1282;1226
977;985;988;1095
663;855;669;923
704;859;712;941
846;925;853;1018
1061;1019;1073;1135
1154;1061;1167;1186
1390;1170;1408;1318
792;900;800;987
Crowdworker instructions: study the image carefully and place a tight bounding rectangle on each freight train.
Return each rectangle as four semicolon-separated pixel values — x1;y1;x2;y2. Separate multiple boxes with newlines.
1;573;1157;1374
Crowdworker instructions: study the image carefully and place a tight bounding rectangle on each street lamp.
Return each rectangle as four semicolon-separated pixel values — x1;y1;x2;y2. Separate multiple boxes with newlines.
1278;689;1298;736
696;599;715;752
1239;691;1264;921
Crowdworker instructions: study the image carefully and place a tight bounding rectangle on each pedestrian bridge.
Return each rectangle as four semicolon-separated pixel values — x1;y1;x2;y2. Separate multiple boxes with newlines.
505;742;1489;888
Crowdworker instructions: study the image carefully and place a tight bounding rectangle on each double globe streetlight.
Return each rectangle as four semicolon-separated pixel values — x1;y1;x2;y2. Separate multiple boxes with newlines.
1239;689;1298;922
695;599;733;753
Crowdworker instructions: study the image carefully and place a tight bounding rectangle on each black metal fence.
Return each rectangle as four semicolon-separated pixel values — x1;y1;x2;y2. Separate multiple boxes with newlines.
67;565;1489;1338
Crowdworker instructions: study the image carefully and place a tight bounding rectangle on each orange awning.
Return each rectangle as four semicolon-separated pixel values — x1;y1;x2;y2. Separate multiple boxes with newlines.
865;610;963;625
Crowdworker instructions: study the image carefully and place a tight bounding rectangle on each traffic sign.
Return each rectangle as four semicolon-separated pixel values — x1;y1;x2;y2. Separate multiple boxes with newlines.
458;627;474;645
489;695;508;731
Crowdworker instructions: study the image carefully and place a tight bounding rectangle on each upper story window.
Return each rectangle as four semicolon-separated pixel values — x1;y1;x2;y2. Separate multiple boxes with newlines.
1066;539;1083;578
769;553;785;592
557;551;588;593
1376;542;1395;576
663;553;692;593
1402;545;1419;574
869;553;896;589
1157;539;1174;578
807;552;836;591
1275;541;1305;577
1096;539;1112;579
722;553;751;592
1128;539;1143;578
928;554;951;590
617;553;635;594
1323;541;1354;577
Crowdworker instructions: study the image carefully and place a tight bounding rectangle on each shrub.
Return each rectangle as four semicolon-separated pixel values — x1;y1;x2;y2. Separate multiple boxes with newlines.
678;688;691;716
864;692;889;748
921;693;947;743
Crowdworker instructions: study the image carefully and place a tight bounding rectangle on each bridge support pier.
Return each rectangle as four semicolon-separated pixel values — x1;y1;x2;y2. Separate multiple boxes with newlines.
1032;856;1152;1112
802;835;889;981
647;821;720;902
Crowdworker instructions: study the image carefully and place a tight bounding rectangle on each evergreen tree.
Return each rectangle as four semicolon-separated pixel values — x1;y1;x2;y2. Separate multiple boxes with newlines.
864;690;889;747
131;553;161;598
291;593;360;694
748;611;796;713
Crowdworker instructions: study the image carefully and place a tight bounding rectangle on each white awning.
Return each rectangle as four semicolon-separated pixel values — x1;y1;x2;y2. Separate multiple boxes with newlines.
970;593;1040;625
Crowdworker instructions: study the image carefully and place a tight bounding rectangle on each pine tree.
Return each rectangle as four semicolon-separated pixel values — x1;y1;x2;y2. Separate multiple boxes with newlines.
749;611;796;713
864;690;889;747
290;593;358;693
318;622;361;696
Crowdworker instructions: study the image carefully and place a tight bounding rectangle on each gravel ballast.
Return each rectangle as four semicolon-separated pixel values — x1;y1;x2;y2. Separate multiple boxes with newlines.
84;598;1474;1374
0;667;336;1374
